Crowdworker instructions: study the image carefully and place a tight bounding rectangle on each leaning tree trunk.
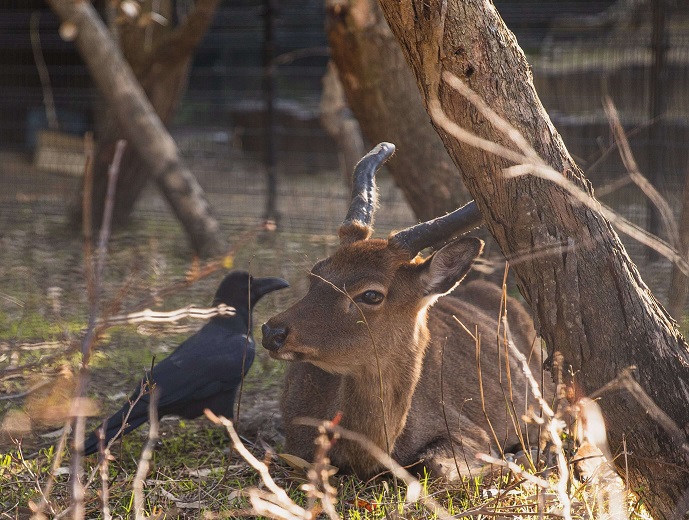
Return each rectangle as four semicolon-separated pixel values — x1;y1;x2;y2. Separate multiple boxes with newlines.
325;0;471;221
377;1;689;518
73;0;219;232
49;0;225;257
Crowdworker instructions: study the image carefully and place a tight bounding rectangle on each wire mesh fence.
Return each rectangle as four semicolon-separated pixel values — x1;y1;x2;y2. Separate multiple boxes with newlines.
1;0;689;300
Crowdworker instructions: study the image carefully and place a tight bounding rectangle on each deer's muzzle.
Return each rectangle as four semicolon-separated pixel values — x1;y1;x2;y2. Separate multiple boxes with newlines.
262;323;288;352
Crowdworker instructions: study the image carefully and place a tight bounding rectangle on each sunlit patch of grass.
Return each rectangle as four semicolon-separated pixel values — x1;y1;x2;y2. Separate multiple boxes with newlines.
0;311;85;341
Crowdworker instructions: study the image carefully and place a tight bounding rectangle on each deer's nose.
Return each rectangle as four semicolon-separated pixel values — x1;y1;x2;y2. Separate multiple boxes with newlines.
262;323;288;351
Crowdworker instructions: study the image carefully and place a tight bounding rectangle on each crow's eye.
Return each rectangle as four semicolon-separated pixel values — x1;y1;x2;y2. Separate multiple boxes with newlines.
357;290;385;305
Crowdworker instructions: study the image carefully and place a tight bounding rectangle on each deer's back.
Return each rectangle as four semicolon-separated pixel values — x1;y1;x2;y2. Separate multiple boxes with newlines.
393;280;548;472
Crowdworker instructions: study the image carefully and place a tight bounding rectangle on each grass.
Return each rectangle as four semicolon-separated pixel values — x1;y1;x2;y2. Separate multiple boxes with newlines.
0;207;652;519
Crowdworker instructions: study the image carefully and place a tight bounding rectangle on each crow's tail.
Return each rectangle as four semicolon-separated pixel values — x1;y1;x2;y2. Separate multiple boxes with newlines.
83;403;149;456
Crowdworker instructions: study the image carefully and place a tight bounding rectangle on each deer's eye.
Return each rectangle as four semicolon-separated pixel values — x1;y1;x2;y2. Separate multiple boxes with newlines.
357;290;385;305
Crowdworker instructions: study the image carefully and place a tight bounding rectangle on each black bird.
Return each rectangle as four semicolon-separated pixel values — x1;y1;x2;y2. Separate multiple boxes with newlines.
83;271;289;456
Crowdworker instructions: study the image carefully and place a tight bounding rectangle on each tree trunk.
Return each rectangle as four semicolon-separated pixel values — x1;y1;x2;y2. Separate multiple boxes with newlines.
49;0;225;257
377;1;689;518
319;61;366;188
325;0;471;221
85;7;199;231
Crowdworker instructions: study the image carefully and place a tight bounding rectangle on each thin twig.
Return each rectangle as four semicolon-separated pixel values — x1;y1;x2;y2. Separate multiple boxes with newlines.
590;366;689;455
442;71;544;165
296;417;456;520
83;139;126;364
68;139;124;520
98;427;112;520
205;410;311;519
83;381;149;490
603;96;679;247
71;394;87;520
133;388;160;520
433;72;689;276
475;452;549;488
304;421;339;520
13;438;54;515
439;338;473;496
234;258;255;433
308;272;399;496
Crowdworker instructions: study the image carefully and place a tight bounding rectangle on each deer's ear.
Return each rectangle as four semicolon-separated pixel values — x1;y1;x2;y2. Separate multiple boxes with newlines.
419;237;484;296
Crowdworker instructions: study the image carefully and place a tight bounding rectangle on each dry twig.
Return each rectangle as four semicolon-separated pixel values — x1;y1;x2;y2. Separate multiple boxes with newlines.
133;389;160;520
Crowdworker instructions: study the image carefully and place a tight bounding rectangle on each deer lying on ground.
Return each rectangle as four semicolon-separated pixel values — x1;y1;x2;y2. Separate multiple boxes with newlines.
262;143;552;479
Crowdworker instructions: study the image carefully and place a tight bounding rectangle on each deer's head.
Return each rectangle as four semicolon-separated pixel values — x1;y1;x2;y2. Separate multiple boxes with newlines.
262;143;484;376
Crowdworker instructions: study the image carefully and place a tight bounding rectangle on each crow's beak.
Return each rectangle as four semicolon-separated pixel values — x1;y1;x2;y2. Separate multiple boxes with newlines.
252;276;290;301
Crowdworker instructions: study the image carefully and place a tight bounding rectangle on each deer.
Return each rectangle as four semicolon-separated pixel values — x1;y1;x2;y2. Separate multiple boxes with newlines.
262;143;553;480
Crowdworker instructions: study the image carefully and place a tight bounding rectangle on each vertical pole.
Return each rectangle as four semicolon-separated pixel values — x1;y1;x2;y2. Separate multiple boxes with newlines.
648;0;668;260
262;0;279;224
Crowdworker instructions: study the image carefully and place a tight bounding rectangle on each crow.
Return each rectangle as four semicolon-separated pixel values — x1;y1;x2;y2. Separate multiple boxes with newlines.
83;271;289;456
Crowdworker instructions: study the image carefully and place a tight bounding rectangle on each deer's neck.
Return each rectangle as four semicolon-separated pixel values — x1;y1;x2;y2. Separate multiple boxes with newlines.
330;317;430;474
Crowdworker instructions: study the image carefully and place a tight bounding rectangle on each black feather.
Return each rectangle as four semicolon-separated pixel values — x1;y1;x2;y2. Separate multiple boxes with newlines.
83;271;288;456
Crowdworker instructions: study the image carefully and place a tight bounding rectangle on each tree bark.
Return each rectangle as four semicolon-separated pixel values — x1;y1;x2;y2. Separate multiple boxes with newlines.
319;61;366;188
86;0;208;230
325;0;471;221
49;0;225;257
377;1;689;518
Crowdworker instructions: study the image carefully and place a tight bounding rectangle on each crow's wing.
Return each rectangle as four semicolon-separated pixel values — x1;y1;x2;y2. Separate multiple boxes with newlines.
145;321;255;414
84;320;255;456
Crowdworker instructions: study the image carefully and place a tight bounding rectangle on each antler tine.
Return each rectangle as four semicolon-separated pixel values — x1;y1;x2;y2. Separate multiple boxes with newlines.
389;201;483;256
339;142;396;244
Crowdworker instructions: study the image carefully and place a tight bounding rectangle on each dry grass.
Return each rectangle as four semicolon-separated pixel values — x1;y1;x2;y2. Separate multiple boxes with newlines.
0;124;658;518
0;211;650;518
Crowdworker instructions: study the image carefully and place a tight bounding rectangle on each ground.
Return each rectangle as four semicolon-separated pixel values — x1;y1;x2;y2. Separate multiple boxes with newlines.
0;154;654;518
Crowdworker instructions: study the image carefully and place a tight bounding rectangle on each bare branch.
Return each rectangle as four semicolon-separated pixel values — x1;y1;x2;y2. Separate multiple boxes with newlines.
204;410;311;519
295;417;456;520
133;388;160;520
475;452;549;488
603;96;679;248
433;72;689;276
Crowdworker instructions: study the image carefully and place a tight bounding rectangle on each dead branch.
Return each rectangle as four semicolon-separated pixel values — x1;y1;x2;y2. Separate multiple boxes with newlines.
433;72;689;277
295;417;455;520
133;388;160;520
603;96;679;248
205;410;311;519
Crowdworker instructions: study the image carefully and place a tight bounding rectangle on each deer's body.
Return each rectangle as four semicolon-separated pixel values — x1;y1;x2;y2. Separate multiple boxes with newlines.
279;276;543;478
263;143;549;479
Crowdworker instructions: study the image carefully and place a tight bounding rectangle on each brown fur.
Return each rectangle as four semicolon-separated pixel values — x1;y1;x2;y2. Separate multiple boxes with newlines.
265;237;551;479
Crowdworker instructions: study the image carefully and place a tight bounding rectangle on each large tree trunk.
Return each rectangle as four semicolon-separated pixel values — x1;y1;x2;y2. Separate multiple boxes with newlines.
377;1;689;518
49;0;225;257
325;0;471;221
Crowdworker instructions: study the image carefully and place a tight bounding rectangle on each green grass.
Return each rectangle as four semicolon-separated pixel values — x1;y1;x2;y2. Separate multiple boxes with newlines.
0;207;654;519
